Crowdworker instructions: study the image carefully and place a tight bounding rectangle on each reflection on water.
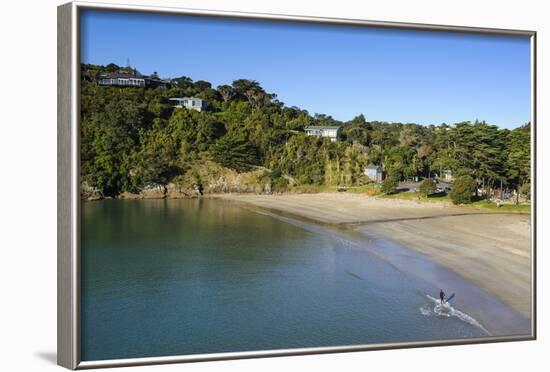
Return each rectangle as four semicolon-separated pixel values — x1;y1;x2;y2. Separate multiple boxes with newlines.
82;199;488;361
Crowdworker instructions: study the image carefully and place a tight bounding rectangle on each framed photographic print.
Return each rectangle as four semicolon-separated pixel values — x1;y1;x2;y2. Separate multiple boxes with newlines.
57;1;536;369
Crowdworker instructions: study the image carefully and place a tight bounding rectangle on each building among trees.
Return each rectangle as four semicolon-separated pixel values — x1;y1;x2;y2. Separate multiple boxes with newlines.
304;126;341;142
97;68;171;89
169;97;208;112
365;164;384;183
441;169;454;181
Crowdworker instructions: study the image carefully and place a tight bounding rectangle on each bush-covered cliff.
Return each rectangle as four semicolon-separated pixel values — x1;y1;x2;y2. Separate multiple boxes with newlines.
80;63;530;200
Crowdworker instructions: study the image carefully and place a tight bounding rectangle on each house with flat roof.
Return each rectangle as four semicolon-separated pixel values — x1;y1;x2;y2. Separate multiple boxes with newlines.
98;71;146;87
97;69;171;89
169;97;208;112
364;164;384;183
304;126;341;142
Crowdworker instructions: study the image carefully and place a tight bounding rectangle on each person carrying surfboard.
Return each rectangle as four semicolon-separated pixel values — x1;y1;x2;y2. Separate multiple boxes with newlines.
439;289;446;304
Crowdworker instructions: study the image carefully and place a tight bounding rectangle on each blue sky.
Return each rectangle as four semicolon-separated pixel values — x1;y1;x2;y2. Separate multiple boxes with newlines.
81;10;531;129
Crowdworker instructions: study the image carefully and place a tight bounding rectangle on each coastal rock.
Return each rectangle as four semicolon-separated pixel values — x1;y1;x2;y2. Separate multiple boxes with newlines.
118;184;167;199
204;169;268;194
166;183;195;198
82;163;275;201
141;184;167;199
81;181;103;201
205;175;255;194
118;191;142;200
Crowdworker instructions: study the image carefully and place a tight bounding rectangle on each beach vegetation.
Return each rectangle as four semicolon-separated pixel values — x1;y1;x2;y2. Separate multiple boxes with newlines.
470;199;531;213
450;175;477;204
380;176;399;194
418;179;437;197
519;183;531;200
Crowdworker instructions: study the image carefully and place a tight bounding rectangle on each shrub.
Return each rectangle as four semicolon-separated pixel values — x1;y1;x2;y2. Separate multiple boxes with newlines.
418;179;437;197
380;176;398;194
272;176;289;192
450;175;476;204
520;183;531;200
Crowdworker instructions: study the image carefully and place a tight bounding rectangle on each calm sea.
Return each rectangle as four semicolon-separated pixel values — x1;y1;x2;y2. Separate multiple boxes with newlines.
82;198;494;361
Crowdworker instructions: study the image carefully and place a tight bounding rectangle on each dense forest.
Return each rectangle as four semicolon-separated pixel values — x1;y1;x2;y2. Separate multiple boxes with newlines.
80;63;531;200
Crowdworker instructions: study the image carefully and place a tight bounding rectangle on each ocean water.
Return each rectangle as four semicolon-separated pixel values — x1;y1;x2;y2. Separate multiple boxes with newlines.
81;198;497;361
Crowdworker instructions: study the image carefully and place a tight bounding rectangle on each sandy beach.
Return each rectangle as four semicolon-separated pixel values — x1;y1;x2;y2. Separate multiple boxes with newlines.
215;193;532;318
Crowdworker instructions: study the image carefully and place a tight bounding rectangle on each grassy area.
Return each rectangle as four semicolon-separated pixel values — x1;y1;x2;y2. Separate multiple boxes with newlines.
340;185;379;194
380;190;530;213
468;199;531;213
381;191;451;203
288;184;335;193
282;184;531;214
287;184;377;194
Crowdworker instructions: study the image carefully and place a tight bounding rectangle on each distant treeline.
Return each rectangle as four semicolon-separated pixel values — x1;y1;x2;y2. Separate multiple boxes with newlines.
81;63;531;197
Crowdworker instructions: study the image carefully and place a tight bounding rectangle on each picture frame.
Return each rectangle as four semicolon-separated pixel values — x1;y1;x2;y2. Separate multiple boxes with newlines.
58;1;537;369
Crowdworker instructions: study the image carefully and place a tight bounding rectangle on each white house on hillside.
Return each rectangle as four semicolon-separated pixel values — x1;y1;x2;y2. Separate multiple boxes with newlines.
169;97;208;112
304;126;341;142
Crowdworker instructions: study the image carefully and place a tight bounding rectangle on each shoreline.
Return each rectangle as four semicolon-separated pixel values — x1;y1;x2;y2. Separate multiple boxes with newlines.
252;207;529;336
83;190;531;215
213;193;532;321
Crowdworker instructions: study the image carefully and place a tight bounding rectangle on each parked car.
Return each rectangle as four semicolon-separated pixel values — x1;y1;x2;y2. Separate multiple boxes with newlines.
435;183;452;193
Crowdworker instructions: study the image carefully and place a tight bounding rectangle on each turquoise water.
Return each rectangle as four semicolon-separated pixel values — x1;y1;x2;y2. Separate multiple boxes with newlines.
81;198;491;361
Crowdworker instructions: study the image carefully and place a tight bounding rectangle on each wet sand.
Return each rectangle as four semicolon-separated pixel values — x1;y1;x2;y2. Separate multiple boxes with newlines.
215;193;532;318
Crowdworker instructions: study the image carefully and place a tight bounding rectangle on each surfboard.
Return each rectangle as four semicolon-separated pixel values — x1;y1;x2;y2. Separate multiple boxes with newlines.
445;293;455;303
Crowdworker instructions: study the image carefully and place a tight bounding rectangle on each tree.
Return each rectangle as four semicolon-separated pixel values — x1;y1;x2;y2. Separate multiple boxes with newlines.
194;80;212;91
416;144;433;177
105;63;120;72
217;85;235;103
520;183;531;201
84;100;144;195
172;75;193;90
209;135;260;172
507;123;531;204
450;175;476;204
133;124;179;187
313;113;343;127
419;179;437;197
342;114;369;145
380;176;398;194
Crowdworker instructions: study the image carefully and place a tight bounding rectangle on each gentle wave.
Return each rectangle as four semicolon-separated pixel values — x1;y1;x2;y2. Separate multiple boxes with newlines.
421;295;492;336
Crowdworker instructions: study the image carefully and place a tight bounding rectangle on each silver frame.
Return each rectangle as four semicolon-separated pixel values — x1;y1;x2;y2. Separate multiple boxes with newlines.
57;1;537;369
